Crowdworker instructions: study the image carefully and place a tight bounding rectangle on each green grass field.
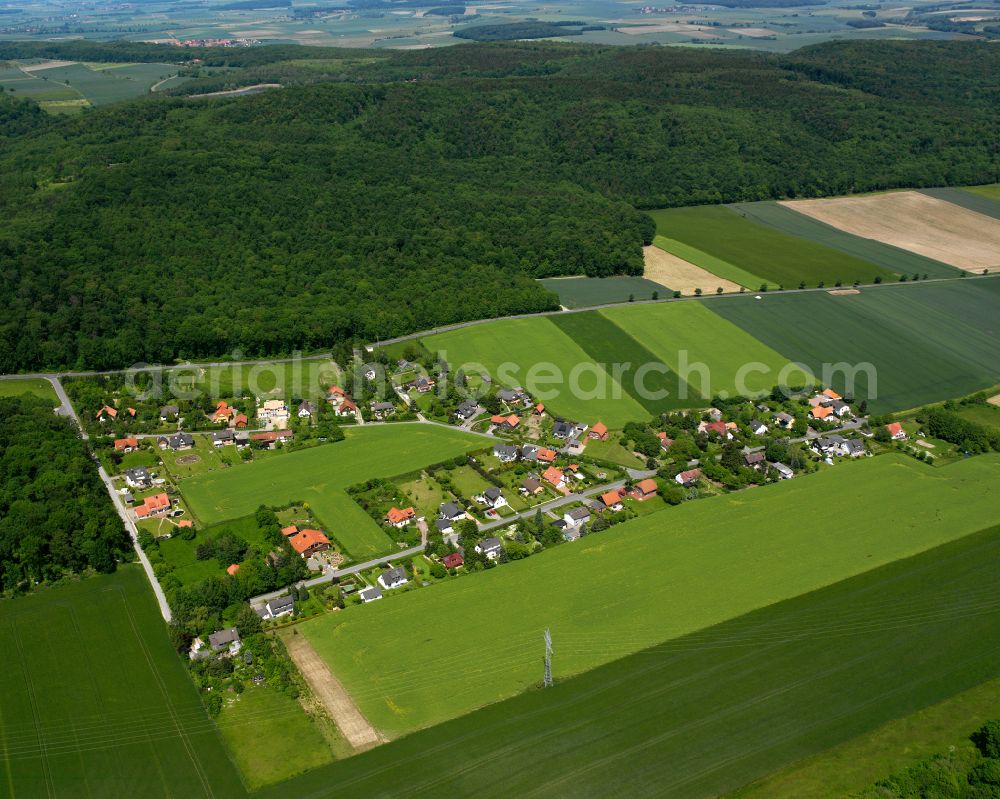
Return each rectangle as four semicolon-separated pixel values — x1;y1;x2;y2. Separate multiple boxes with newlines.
537;276;668;309
710;279;1000;412
921;186;1000;221
423;316;648;427
730;200;954;278
726;674;1000;799
0;565;246;798
300;453;1000;738
652;234;770;290
152;515;265;586
179;425;483;559
954;402;1000;430
601;301;805;400
266;522;1000;798
648;205;895;287
0;377;57;402
161;358;340;401
11;62;179;106
549;311;694;414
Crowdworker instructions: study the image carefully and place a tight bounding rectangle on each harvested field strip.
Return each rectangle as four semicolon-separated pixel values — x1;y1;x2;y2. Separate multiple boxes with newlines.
298;454;1000;738
782;191;1000;272
730;200;953;278
642;243;742;295
537;276;666;309
600;301;803;399
652;234;768;290
272;521;1000;799
709;279;1000;413
919;186;1000;220
648;206;893;288
548;311;694;414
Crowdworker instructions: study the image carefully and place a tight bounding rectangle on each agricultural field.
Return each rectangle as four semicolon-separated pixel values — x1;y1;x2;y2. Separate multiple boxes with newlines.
730;200;954;278
159;358;340;402
0;377;57;401
299;453;1000;738
642;244;742;295
600;301;804;400
782;191;1000;272
537;276;666;309
179;424;482;559
0;565;245;799
651;234;768;290
422;316;649;427
710;279;1000;412
648;205;894;287
275;522;1000;798
919;186;1000;221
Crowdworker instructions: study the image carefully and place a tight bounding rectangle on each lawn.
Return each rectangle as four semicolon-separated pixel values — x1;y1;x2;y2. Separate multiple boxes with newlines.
0;377;58;402
162;358;340;402
647;205;894;287
577;436;644;469
179;425;483;559
601;301;804;400
422;316;648;427
709;279;1000;412
448;464;492;498
160;442;238;480
549;311;695;414
152;515;266;587
216;684;335;790
726;674;1000;799
537;276;667;309
0;565;246;798
398;472;450;520
300;453;1000;738
267;522;1000;799
954;402;1000;430
731;200;953;278
652;234;769;290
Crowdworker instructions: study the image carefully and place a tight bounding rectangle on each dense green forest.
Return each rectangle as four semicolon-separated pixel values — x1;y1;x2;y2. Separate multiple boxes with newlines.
0;395;131;593
0;40;998;371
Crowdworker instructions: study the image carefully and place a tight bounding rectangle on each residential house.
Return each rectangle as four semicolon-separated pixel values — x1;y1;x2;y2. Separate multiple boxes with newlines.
542;466;566;491
601;489;624;511
495;414;520;432
552;420;573;439
630;478;658;500
386;507;416;528
521;444;539;462
533;403;545;415
844;439;866;458
886;422;908;441
235;431;251;447
125;467;152;489
475;537;503;561
326;386;346;406
158;433;194;451
657;432;673;451
335;397;358;418
479;486;507;509
288;528;331;557
159;405;179;422
435;518;455;535
281;524;299;537
114;437;139;453
707;407;723;421
814;435;849;456
774;412;794;430
257;399;289;428
212;401;235;424
589;422;608;441
233;413;248;429
749;420;768;436
744;451;766;470
250;430;293;448
493;443;519;463
536;448;557;464
297;400;315;418
370;401;396;420
378;566;409;590
261;595;294;619
771;462;795;480
441;552;464;569
700;421;733;440
810;405;834;421
498;387;530;407
96;405;118;422
822;388;842;401
363;367;377;381
455;400;479;421
211;429;235;447
439;502;466;522
208;628;241;656
563;506;591;528
135;493;171;519
520;477;543;496
675;468;702;487
830;399;852;418
359;586;383;603
411;376;435;394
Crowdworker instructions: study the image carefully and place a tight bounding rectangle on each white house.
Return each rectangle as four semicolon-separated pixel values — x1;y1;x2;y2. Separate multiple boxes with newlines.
125;467;152;489
377;566;409;590
771;462;795;479
749;420;768;436
475;537;503;561
478;486;508;510
359;586;383;603
563;506;591;528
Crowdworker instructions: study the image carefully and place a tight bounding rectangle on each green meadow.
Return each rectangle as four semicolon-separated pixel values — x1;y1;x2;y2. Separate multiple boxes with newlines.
710;279;1000;412
648;205;895;287
537;276;667;309
179;425;483;558
600;301;805;399
160;358;341;402
300;453;1000;738
423;316;648;427
276;523;1000;798
0;566;245;799
0;377;57;402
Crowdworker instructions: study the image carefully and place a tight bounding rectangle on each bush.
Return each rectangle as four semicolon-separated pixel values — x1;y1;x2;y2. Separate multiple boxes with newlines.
972;721;1000;759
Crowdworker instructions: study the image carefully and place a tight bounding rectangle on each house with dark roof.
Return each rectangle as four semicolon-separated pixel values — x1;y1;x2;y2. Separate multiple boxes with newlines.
552;420;573;439
439;502;466;522
125;467;152;488
520;476;543;496
562;506;591;527
478;486;507;509
475;537;503;560
378;566;409;590
160;405;179;421
749;420;768;436
435;518;455;535
297;400;315;418
261;594;294;619
158;432;194;451
359;586;382;603
521;444;539;461
843;439;866;458
774;412;794;430
208;628;241;655
454;400;479;421
211;429;235;447
493;443;519;463
370;401;396;420
744;451;766;469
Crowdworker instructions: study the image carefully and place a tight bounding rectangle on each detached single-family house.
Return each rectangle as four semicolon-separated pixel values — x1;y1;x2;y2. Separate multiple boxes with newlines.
412;376;435;394
520;444;539;462
281;524;299;537
441;552;464;569
250;430;294;448
552;420;573;439
520;477;543;496
158;432;194;451
497;414;520;431
233;413;248;429
493;443;519;463
810;405;834;421
326;386;346;406
370;401;396;420
135;493;171;519
455;400;479;421
439;502;466;522
479;486;507;509
830;400;852;418
774;412;794;430
96;405;118;422
363;367;377;381
498;387;530;407
475;537;503;561
601;489;624;511
160;405;179;421
297;400;315;418
386;507;416;528
542;466;566;491
359;586;383;603
125;467;152;489
657;432;673;451
886;422;907;441
630;478;659;500
813;435;844;455
335;397;358;418
212;401;235;424
771;461;795;479
749;420;768;436
261;594;295;619
563;506;591;528
589;422;608;441
744;451;766;470
288;528;331;557
843;439;866;458
700;421;733;440
822;388;842;402
378;566;409;590
114;437;139;453
211;429;235;447
208;628;241;656
533;403;545;416
675;468;702;487
536;448;557;464
435;518;455;535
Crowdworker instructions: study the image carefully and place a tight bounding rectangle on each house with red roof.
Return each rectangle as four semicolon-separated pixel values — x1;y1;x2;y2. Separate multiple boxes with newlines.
250;430;293;448
233;413;248;429
114;437;139;453
212;401;234;424
326;386;346;406
335;397;358;417
226;564;240;576
542;466;567;492
536;448;557;464
533;403;545;415
699;421;733;440
281;525;298;537
675;469;702;487
441;552;464;569
96;405;118;421
288;528;331;557
589;422;608;441
886;422;907;441
630;478;659;501
657;432;673;451
386;507;416;528
810;405;834;421
601;488;624;511
134;493;171;519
